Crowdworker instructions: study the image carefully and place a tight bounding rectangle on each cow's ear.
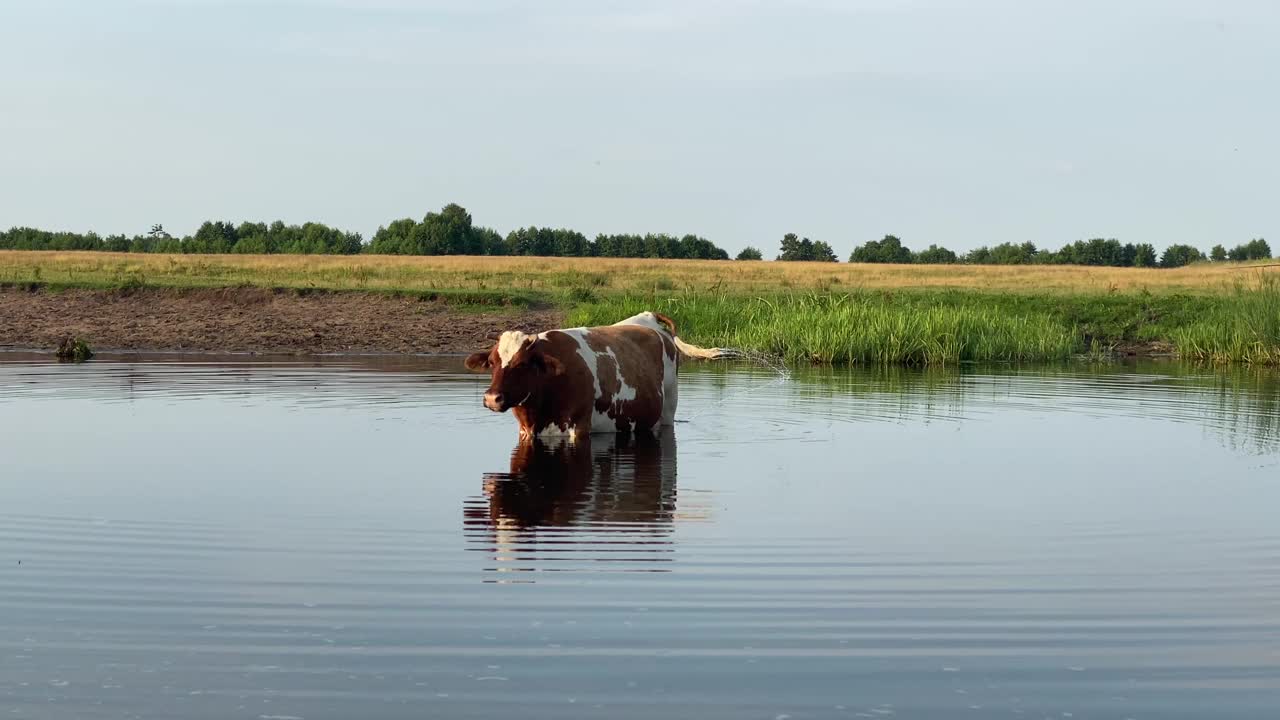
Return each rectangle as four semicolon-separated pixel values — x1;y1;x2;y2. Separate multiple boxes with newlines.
464;351;493;371
530;347;564;376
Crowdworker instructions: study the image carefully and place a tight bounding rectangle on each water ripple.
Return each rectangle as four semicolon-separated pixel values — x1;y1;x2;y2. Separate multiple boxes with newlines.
2;354;1279;719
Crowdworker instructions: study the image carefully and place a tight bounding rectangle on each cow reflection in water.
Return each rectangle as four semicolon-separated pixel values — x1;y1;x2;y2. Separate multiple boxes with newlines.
463;429;689;580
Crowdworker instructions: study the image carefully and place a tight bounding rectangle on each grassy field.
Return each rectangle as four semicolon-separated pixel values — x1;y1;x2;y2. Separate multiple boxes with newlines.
2;250;1276;296
3;251;1279;365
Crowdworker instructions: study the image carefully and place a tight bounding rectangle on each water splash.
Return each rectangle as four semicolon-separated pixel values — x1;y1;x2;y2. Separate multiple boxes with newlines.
681;348;791;423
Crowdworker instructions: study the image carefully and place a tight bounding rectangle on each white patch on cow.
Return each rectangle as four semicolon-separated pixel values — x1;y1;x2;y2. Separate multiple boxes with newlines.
536;423;576;442
660;340;678;425
497;331;532;368
535;434;575;451
604;346;639;422
612;311;667;333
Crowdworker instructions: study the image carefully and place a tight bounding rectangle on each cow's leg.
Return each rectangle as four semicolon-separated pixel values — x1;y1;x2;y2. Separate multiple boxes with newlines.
572;409;598;438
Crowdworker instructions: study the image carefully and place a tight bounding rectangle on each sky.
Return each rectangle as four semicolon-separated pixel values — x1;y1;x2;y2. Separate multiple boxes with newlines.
1;0;1277;257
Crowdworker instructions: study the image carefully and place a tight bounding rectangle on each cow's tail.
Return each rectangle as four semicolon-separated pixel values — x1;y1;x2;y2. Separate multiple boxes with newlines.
653;312;738;361
674;336;736;360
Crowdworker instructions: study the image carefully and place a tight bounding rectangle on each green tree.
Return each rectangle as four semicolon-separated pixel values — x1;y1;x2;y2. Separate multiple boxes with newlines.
619;234;645;258
643;233;673;258
147;224;168;240
154;237;183;254
1120;243;1138;267
850;235;912;263
736;246;763;260
1228;238;1272;261
1056;238;1127;266
1160;244;1205;268
472;227;505;255
185;221;237;254
1210;244;1228;262
231;221;271;254
552;228;590;257
1133;243;1158;267
368;217;417;253
591;233;617;258
415;203;473;255
673;234;727;260
811;240;838;262
773;233;824;260
777;233;803;261
914;244;958;264
988;242;1040;264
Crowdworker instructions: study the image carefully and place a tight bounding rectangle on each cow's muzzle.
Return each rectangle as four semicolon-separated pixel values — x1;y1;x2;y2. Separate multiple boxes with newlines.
483;391;506;412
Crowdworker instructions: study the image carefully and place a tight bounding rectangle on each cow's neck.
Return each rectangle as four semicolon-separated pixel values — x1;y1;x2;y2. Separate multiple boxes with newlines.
513;379;575;436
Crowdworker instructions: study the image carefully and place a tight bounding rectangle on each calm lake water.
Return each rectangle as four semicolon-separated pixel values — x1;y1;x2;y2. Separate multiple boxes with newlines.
2;353;1278;720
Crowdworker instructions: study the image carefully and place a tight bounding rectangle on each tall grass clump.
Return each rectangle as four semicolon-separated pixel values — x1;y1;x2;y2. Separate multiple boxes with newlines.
570;293;1080;365
1173;274;1280;365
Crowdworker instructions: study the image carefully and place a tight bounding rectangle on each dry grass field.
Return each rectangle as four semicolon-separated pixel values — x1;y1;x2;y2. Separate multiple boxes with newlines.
2;250;1276;297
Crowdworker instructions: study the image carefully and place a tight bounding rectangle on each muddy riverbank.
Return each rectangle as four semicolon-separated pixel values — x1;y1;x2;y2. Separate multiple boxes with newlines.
0;287;560;355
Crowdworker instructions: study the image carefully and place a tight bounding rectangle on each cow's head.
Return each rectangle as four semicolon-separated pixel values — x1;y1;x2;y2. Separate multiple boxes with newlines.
465;331;564;412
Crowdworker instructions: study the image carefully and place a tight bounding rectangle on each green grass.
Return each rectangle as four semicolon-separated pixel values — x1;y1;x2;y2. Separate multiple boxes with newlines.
569;286;1280;366
571;293;1080;364
1173;275;1280;364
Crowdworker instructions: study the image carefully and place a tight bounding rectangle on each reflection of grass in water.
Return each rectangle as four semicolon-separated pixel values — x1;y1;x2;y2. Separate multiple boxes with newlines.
684;360;1280;452
683;360;970;423
1205;366;1280;454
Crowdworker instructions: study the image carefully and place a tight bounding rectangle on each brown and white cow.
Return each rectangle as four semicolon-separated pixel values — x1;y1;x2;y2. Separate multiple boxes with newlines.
464;311;730;439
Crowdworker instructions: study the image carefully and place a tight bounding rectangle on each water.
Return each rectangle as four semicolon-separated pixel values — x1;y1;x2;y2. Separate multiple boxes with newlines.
2;353;1278;719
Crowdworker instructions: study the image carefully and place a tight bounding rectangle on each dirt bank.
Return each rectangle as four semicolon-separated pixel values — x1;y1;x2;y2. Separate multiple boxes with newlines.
0;287;562;355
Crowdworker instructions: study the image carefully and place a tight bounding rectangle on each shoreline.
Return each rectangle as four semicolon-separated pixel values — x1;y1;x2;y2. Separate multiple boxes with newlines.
2;286;1183;362
0;286;560;357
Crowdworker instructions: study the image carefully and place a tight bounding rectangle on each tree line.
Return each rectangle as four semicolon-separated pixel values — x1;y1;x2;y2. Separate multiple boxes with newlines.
368;205;728;259
2;203;1269;269
750;234;1270;269
1;203;728;260
1;221;365;255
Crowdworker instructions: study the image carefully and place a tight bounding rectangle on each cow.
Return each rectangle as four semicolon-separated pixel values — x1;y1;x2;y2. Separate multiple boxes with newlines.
464;311;731;439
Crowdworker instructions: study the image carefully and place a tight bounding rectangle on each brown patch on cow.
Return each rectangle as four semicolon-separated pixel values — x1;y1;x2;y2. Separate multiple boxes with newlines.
652;312;678;336
660;333;677;364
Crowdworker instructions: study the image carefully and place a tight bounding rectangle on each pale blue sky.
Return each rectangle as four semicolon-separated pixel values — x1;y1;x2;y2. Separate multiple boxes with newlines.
2;0;1276;256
